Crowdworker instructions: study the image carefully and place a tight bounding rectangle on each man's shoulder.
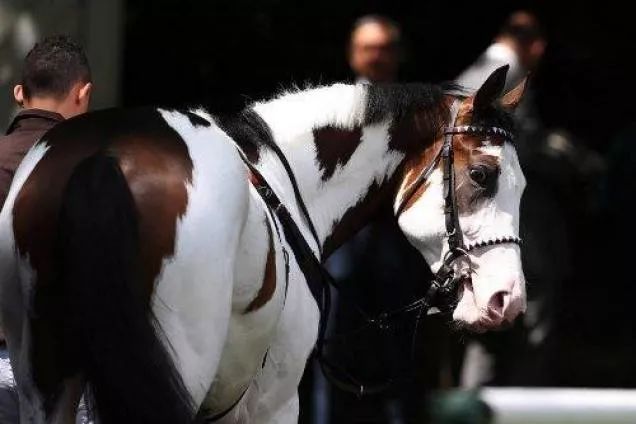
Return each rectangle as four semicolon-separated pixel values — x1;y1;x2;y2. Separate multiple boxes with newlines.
0;130;40;157
5;109;64;133
1;109;63;149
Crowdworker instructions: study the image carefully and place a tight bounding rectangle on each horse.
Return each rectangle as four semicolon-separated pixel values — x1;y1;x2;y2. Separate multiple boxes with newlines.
0;65;527;423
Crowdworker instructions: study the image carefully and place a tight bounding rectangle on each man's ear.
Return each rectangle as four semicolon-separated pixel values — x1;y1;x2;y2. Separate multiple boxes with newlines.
13;85;24;106
500;75;529;111
77;82;92;104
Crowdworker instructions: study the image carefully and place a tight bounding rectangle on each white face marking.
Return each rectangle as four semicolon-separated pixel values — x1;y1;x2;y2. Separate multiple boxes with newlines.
398;143;526;331
453;144;526;328
477;145;503;157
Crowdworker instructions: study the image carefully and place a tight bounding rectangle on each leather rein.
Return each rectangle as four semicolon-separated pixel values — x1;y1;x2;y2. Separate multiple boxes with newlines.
239;102;521;397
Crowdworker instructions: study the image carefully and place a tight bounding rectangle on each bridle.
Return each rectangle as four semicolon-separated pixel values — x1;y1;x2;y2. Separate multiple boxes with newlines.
393;101;522;315
237;99;522;398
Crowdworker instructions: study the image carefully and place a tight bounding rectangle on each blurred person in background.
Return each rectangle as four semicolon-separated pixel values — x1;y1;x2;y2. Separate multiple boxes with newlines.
456;9;556;389
307;15;449;424
0;34;92;423
456;10;603;388
457;10;545;93
348;14;402;84
597;123;636;368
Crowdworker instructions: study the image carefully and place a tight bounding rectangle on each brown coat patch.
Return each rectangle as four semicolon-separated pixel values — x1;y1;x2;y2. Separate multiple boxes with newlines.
14;108;193;301
313;126;362;180
323;175;400;257
12;108;194;404
113;135;192;300
245;219;276;313
396;138;443;213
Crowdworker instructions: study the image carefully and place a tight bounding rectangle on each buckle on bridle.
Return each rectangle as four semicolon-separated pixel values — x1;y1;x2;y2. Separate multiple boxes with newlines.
442;246;470;268
430;247;471;311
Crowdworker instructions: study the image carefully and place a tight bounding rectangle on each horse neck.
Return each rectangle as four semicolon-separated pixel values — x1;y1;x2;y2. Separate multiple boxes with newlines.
252;83;447;257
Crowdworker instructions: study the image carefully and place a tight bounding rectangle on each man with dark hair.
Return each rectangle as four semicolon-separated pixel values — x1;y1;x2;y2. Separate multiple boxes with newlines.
313;15;438;424
348;14;402;83
0;34;92;209
455;10;586;389
0;34;92;424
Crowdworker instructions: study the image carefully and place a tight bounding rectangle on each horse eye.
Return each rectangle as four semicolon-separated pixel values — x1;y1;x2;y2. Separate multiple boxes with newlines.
469;165;491;186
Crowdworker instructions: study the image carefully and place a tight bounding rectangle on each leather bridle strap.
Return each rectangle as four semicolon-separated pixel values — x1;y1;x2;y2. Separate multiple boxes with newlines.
395;100;461;220
394;146;444;216
395;100;466;255
443;125;515;141
265;140;322;256
441;123;464;252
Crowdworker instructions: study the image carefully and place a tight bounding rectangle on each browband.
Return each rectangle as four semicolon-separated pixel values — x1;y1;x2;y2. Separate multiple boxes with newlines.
444;125;515;142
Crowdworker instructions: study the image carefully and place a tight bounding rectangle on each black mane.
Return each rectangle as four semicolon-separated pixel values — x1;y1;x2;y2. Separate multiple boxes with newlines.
364;82;460;151
364;82;450;126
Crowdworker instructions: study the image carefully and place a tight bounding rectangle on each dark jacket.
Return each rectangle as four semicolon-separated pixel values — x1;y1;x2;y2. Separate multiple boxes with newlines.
0;109;64;209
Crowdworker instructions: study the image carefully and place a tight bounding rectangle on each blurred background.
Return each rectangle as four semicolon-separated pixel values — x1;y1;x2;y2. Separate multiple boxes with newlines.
2;0;636;422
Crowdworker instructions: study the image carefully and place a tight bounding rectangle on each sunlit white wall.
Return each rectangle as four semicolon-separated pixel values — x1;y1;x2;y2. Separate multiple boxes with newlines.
481;387;636;424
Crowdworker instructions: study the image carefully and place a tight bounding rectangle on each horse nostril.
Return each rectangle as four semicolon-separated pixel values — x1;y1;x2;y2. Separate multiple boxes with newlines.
487;290;508;317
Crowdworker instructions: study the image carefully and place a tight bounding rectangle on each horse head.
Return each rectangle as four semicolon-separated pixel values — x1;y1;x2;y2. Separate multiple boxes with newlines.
396;66;527;332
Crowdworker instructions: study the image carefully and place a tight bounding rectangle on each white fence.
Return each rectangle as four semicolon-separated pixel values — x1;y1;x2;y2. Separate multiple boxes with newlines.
480;388;636;424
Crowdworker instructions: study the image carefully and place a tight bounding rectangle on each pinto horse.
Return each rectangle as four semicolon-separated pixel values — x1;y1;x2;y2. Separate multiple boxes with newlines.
0;66;526;423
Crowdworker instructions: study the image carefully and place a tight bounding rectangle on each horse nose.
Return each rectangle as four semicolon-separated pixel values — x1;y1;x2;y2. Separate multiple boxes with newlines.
486;290;510;321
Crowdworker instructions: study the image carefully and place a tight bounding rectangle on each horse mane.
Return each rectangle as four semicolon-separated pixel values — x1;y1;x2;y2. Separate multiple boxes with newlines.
364;82;461;148
255;81;458;124
364;82;454;125
209;80;523;164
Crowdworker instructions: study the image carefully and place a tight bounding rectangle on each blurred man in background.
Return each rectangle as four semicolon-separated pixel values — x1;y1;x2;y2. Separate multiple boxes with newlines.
348;15;401;84
456;10;602;388
456;9;555;389
456;10;545;93
310;15;449;424
0;34;92;423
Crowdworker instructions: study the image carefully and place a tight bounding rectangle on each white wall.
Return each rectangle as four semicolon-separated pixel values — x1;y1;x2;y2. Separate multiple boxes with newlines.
481;387;636;424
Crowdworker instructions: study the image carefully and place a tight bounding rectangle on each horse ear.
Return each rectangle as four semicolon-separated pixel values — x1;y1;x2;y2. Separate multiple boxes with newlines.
500;74;529;111
472;65;509;112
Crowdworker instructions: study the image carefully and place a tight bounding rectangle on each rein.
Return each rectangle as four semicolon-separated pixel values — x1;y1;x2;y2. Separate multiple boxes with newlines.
238;103;521;397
